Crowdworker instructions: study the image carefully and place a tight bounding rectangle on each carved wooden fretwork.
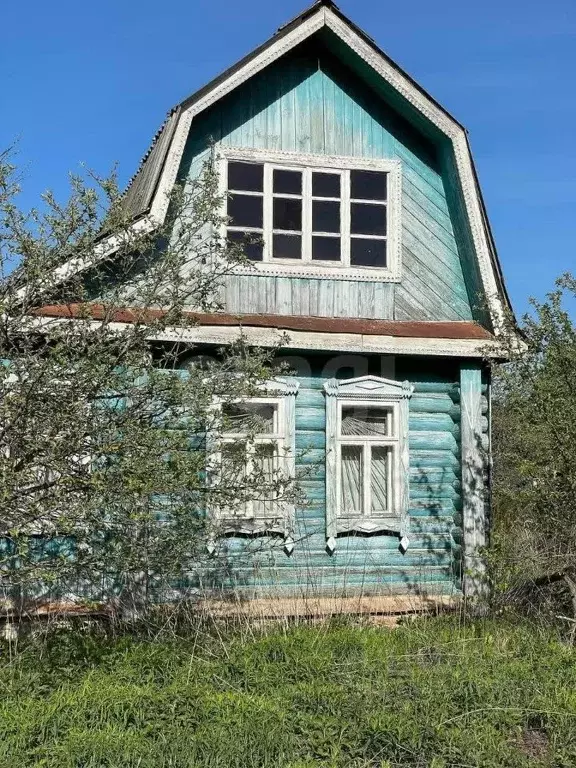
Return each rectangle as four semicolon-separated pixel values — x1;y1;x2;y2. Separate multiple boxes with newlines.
323;375;413;552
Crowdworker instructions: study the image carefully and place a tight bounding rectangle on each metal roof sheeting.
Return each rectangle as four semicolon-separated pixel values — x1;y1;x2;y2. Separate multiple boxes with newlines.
121;108;180;220
32;304;494;341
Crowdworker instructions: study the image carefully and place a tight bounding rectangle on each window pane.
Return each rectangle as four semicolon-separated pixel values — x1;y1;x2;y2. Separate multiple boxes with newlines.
221;443;249;517
350;238;387;268
312;236;341;261
313;200;340;233
351;170;387;201
351;203;387;236
228;194;263;228
313;172;340;198
273;198;302;231
273;233;301;259
228;161;263;192
253;443;276;519
273;169;302;195
341;406;391;437
371;447;389;514
227;230;263;262
222;403;276;435
221;441;246;485
341;445;362;515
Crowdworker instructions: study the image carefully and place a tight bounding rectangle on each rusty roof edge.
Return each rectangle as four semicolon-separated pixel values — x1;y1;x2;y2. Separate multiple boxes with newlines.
31;305;495;341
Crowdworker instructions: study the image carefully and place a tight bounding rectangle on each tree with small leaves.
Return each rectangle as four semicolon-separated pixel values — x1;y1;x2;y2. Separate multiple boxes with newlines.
0;148;299;618
491;274;576;624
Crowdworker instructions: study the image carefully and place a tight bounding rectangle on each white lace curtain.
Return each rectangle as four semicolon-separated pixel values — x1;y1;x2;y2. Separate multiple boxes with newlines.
340;406;390;516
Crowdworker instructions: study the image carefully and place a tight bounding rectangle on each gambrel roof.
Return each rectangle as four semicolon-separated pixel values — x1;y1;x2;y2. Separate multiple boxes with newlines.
118;0;511;331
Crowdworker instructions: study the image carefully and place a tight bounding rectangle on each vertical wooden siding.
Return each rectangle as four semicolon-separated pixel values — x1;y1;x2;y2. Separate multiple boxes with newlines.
179;44;474;322
204;356;468;598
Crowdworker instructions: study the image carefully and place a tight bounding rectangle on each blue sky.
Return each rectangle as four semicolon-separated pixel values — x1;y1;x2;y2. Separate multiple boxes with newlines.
2;0;575;316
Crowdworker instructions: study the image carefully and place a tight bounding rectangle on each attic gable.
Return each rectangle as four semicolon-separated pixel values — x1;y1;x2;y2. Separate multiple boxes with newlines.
120;0;509;333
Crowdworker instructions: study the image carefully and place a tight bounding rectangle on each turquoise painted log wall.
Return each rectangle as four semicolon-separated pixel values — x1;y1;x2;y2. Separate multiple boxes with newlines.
178;42;476;322
198;354;483;598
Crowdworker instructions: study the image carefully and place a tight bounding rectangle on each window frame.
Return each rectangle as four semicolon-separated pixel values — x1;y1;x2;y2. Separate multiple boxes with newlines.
219;147;402;282
208;378;299;541
218;396;285;522
324;375;413;552
337;400;399;522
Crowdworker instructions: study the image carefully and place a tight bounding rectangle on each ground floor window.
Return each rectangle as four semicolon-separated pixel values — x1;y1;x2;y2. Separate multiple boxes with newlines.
324;376;413;552
209;378;298;544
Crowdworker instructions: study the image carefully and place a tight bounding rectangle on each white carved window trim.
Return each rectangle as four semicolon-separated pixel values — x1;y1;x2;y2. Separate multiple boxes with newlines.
208;377;298;548
219;147;402;283
324;375;413;553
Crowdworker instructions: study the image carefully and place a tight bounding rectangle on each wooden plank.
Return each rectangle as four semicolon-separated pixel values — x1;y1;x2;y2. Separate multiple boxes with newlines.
295;431;325;450
265;67;282;152
394;144;445;195
280;60;297;153
402;210;465;282
411;394;460;417
197;594;460;618
460;363;488;597
403;175;455;239
352;94;364;157
396;263;463;321
341;75;355;156
332;71;346;157
227;545;455;566
402;253;471;320
308;67;325;155
401;226;468;301
294;61;313;154
410;451;461;469
252;64;269;150
401;161;451;217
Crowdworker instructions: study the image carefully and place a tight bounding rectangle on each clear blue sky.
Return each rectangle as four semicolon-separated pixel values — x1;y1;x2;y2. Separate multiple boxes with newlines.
2;0;575;316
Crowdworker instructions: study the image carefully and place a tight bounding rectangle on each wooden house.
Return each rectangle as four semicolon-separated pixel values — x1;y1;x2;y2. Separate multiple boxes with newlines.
37;0;512;615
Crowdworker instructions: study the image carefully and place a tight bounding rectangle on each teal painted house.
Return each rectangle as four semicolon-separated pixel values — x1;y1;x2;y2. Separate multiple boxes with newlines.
77;1;513;611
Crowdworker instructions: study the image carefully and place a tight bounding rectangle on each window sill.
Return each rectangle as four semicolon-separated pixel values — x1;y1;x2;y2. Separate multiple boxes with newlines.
231;261;401;283
336;516;401;535
217;518;287;536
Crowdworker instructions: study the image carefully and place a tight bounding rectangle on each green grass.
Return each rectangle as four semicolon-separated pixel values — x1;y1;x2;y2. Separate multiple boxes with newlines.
2;617;576;767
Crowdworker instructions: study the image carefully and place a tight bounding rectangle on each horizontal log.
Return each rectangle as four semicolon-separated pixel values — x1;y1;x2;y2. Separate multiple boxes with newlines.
409;432;459;452
410;450;461;468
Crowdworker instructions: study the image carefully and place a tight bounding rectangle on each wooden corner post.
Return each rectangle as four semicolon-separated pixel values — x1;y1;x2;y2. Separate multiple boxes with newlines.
460;363;488;598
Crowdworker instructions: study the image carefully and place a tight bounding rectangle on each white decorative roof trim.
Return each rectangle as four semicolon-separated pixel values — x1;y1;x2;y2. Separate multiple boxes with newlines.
44;3;508;332
147;4;505;329
149;9;327;226
324;8;505;331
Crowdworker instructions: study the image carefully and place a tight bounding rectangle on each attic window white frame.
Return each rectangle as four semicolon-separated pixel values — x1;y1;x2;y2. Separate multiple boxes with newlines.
208;377;299;543
323;375;413;552
219;147;402;283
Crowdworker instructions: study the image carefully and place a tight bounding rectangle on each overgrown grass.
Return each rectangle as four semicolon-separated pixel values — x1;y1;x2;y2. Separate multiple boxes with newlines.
2;617;576;767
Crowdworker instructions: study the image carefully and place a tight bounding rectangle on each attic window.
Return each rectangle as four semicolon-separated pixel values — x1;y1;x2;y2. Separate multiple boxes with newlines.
222;149;401;281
